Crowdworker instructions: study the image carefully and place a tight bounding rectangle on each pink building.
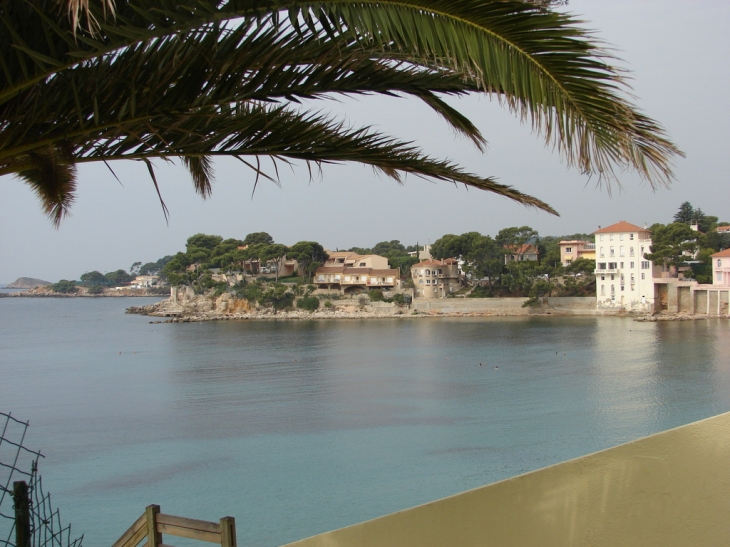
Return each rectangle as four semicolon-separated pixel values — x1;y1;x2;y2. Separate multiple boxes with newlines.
711;248;730;286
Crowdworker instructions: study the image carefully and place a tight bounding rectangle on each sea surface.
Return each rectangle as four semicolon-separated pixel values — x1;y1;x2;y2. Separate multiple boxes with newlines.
1;297;729;547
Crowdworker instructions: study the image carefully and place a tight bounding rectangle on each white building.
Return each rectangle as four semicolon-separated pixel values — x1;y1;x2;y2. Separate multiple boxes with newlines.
594;221;660;312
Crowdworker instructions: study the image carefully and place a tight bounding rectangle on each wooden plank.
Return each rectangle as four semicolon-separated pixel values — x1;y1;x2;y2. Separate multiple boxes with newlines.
122;524;149;547
112;514;146;547
157;514;220;534
146;505;162;547
156;523;220;543
219;517;237;547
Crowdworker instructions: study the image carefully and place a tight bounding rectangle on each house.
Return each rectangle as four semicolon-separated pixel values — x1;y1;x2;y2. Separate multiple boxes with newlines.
131;275;159;288
314;253;400;293
594;221;660;311
711;248;730;286
716;225;730;234
407;244;432;261
236;245;298;278
410;258;462;298
504;244;538;264
558;240;596;266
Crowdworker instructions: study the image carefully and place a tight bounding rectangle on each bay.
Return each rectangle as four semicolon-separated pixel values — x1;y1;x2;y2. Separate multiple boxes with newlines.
1;297;729;547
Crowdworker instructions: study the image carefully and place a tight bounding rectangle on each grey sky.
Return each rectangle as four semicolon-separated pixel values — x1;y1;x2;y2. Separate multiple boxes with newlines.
1;0;728;283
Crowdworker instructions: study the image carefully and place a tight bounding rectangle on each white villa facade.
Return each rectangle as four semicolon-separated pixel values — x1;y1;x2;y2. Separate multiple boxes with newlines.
594;221;660;312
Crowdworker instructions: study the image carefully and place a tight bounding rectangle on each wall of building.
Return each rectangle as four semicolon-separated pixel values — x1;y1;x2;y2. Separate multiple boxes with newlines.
282;412;730;547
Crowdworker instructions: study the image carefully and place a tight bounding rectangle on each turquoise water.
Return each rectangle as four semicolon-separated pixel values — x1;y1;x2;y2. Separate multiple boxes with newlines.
1;297;729;546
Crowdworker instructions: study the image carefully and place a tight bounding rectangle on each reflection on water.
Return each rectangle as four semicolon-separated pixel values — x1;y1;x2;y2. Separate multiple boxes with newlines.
1;299;728;547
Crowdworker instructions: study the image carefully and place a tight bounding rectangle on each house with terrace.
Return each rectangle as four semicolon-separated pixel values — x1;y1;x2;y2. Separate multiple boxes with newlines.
410;258;462;298
314;253;400;294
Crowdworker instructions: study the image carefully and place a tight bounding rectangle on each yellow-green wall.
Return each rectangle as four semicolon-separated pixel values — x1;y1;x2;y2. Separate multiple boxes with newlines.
283;412;730;547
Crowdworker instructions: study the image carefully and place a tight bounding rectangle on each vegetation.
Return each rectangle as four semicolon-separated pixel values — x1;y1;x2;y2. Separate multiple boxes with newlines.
296;296;320;312
1;0;681;226
51;279;77;293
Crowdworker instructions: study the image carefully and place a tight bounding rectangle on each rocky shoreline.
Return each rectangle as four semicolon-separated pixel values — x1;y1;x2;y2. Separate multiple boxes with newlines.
123;290;676;323
0;286;166;298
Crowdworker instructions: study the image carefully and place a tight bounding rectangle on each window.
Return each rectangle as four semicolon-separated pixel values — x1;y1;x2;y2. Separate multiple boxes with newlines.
600;285;605;296
566;259;572;265
630;247;635;257
620;246;624;256
598;262;606;270
565;247;572;253
641;261;650;269
630;262;635;269
719;259;723;267
608;262;617;269
600;235;604;241
611;274;615;280
620;234;624;241
600;247;605;258
359;262;366;267
641;273;645;280
419;279;423;284
610;246;615;257
601;275;605;281
610;234;614;241
630;233;635;240
620;262;624;269
426;279;430;284
425;269;431;275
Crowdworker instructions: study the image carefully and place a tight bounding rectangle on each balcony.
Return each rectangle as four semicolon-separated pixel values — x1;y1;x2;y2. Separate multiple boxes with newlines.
595;268;617;274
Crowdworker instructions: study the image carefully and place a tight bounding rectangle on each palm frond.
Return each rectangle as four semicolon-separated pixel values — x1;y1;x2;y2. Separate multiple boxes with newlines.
0;0;683;225
14;144;77;227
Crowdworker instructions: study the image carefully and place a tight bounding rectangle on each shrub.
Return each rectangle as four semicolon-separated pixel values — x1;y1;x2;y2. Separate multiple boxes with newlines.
324;300;333;308
368;289;385;301
297;296;320;312
391;293;407;306
358;296;368;309
87;285;103;295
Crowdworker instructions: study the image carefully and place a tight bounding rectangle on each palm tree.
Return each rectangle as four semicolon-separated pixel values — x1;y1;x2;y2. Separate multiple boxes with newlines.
0;0;681;225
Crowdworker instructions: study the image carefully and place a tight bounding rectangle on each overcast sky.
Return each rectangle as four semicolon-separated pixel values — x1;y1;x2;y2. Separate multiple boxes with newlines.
1;0;728;283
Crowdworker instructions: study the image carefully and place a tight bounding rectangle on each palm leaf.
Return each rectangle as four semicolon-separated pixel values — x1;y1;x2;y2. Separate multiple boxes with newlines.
0;0;683;224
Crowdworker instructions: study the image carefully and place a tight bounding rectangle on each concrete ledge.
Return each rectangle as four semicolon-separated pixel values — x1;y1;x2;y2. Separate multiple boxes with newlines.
282;412;730;547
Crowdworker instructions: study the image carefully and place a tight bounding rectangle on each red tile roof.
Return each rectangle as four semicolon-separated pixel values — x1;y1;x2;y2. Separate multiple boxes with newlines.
711;248;730;258
594;221;648;234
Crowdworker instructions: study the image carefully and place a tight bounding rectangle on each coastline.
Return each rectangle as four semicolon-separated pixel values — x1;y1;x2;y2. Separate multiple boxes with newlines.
124;292;690;323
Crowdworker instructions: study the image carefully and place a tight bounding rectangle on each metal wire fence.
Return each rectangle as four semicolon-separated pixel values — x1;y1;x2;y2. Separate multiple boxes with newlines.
0;412;83;547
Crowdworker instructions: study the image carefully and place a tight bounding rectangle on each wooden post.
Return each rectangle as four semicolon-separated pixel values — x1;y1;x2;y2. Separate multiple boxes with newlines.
146;505;162;547
13;481;30;547
219;516;237;547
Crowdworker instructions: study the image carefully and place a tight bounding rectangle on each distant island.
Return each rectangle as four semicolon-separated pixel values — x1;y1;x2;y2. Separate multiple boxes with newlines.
5;277;51;289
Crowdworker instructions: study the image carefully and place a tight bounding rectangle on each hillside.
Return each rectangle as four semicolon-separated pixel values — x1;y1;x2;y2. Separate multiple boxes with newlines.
5;277;52;289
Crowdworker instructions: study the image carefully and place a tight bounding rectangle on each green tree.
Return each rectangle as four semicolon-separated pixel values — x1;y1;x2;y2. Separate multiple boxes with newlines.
243;232;274;247
674;202;696;225
288;242;329;282
259;243;290;282
646;223;703;272
371;241;407;256
2;0;681;225
80;270;106;285
463;235;504;290
260;284;295;314
104;269;134;285
52;279;77;293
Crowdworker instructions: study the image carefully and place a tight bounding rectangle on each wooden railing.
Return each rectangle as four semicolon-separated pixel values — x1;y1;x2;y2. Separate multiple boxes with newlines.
113;505;236;547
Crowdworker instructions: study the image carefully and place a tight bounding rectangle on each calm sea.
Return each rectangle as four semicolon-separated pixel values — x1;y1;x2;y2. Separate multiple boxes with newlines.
1;297;729;547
